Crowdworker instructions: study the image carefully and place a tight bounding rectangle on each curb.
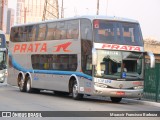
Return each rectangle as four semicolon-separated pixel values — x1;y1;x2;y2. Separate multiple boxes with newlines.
124;98;160;107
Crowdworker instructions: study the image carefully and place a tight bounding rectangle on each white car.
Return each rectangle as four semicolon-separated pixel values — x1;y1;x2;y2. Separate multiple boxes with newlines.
0;69;7;83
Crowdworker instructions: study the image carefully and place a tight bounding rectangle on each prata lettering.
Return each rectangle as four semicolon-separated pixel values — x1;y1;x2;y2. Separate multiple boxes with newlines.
102;44;141;51
14;43;47;53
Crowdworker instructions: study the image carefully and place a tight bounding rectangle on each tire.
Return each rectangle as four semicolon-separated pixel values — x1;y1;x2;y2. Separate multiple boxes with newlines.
18;76;26;92
72;80;83;100
26;77;32;93
110;97;122;103
26;77;40;93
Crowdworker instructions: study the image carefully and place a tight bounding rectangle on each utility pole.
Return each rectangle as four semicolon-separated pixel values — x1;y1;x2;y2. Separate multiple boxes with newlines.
97;0;99;15
61;0;64;18
0;0;4;30
22;7;30;23
20;6;30;24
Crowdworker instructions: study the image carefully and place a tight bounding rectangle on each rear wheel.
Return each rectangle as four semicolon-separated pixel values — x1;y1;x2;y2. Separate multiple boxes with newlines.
26;77;32;93
72;81;83;100
110;97;122;103
26;76;40;93
18;76;26;92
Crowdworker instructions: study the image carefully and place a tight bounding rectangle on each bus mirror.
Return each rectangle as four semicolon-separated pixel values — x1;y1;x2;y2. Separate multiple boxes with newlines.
147;52;155;68
92;48;97;65
85;28;89;35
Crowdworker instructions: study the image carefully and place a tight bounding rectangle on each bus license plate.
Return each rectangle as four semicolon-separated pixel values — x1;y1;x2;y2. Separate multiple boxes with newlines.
116;91;125;95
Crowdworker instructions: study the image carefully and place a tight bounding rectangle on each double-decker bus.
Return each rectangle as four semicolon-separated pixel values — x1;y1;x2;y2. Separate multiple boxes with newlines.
0;30;8;83
8;16;155;102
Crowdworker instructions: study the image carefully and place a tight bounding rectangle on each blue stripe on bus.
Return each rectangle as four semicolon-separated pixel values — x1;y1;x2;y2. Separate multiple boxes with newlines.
10;54;92;81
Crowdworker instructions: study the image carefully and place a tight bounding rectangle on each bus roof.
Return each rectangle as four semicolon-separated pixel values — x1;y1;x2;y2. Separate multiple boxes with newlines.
12;15;139;28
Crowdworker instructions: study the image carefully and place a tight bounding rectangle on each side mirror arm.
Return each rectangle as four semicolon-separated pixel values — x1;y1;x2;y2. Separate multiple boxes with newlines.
146;52;155;68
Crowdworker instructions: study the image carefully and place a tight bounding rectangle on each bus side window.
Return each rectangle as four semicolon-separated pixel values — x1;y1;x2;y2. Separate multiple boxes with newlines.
46;22;57;40
60;29;67;39
81;19;92;75
55;29;61;40
21;27;27;42
67;20;79;39
10;28;15;42
14;27;20;42
31;26;37;41
31;54;77;71
37;24;47;41
56;21;67;40
27;25;36;41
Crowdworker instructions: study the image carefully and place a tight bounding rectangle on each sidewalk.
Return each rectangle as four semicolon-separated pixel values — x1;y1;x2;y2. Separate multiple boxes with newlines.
84;95;160;107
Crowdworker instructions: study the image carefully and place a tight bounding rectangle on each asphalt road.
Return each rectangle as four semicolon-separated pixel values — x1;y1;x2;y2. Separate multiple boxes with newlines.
0;82;160;120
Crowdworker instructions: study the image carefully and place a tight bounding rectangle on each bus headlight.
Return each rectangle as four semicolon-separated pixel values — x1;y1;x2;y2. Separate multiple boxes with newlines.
0;73;4;78
134;86;143;90
5;71;8;76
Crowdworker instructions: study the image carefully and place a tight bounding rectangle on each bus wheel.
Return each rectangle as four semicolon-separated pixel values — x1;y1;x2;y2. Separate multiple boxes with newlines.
26;77;32;93
110;97;122;103
72;81;83;100
18;77;26;92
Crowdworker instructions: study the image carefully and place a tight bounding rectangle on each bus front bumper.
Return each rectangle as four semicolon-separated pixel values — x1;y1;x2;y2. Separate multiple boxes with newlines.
93;86;143;98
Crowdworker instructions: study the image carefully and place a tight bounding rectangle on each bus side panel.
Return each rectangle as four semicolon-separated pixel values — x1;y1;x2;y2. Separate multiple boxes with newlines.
7;68;19;86
77;76;93;95
31;73;70;92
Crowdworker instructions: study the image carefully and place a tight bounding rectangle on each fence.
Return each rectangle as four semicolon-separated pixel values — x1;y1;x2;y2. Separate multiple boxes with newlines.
144;63;160;102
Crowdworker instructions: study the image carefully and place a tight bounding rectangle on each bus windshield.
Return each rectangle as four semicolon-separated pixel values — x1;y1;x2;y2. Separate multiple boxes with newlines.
0;51;7;70
95;50;143;80
94;20;143;46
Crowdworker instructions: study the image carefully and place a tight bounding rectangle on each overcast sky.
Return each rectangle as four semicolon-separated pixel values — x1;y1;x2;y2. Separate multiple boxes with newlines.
8;0;160;41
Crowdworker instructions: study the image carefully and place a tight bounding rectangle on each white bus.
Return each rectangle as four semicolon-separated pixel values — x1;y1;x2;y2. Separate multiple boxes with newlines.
0;30;8;83
8;16;155;102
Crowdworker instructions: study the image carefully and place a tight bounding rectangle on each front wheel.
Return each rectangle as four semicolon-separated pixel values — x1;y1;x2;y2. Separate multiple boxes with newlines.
110;97;122;103
72;81;83;100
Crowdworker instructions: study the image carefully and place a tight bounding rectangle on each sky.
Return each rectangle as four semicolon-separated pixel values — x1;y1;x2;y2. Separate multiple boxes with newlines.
8;0;160;41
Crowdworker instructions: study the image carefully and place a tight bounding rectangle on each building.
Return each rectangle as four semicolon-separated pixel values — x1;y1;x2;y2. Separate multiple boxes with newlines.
0;0;8;33
6;8;14;34
42;0;59;20
16;0;59;24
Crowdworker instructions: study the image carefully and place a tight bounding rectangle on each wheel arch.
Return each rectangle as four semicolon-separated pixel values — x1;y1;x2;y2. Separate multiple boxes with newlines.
68;74;79;93
25;72;33;87
17;71;25;87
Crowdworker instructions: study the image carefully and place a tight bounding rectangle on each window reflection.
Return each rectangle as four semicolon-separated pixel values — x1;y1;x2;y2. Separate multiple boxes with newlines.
95;50;143;80
31;54;77;71
94;20;143;46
